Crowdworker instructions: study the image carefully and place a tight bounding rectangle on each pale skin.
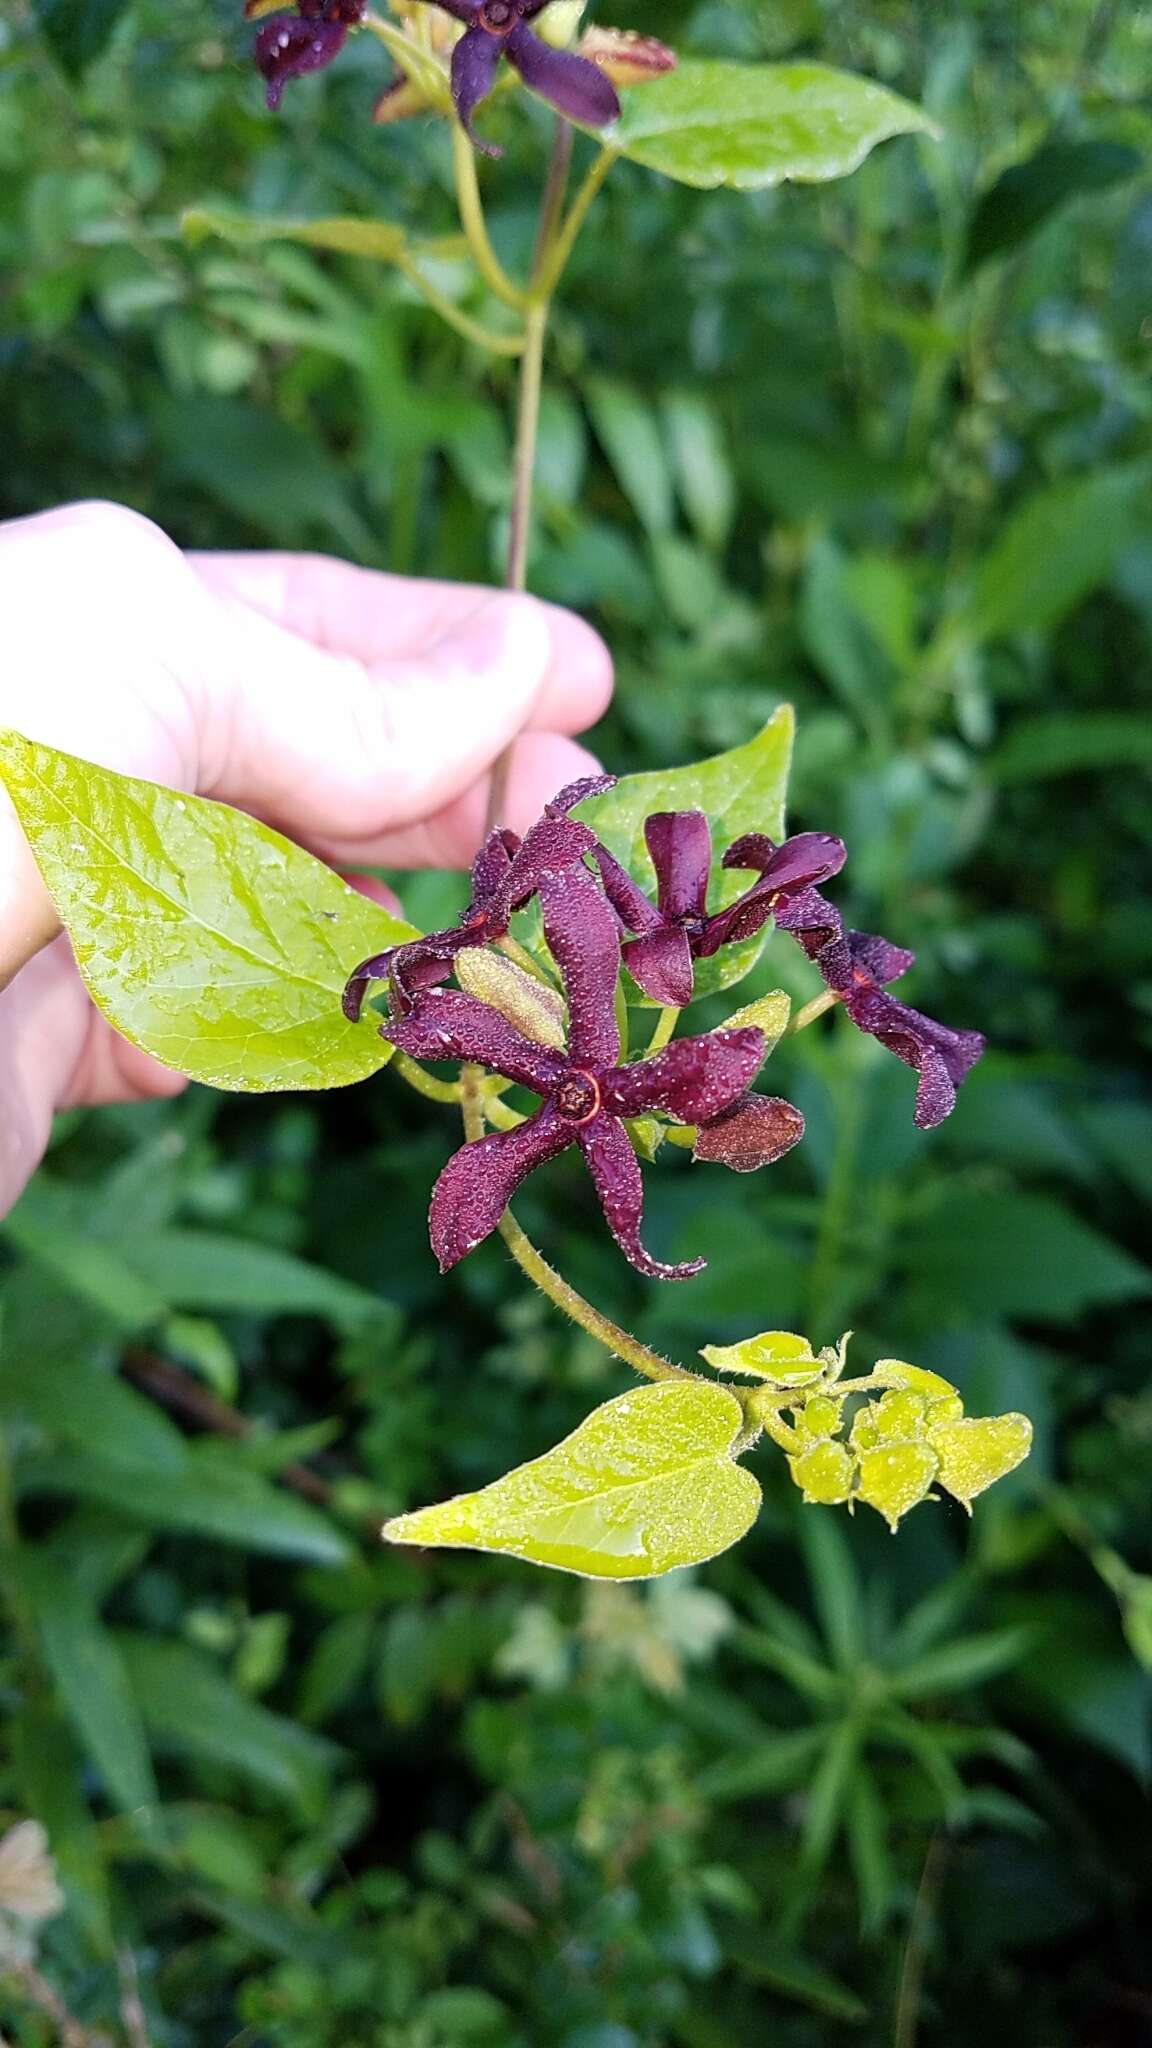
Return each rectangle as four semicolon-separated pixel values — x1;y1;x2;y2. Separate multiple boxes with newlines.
0;501;613;1219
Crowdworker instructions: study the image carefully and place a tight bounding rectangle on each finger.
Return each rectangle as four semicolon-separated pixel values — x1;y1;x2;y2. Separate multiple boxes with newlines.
192;550;611;694
195;581;613;851
329;733;605;870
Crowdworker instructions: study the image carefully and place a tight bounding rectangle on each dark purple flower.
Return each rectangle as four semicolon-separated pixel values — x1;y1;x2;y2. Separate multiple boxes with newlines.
430;0;620;156
693;1094;805;1173
593;810;846;1007
250;0;364;109
382;865;767;1278
725;843;985;1130
342;774;616;1023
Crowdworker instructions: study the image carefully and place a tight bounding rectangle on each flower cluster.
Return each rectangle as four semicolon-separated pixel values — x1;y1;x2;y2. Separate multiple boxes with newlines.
343;786;985;1281
246;0;646;150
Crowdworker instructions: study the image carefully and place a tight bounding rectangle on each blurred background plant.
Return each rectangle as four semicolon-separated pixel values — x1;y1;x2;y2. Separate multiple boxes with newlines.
1;0;1150;2040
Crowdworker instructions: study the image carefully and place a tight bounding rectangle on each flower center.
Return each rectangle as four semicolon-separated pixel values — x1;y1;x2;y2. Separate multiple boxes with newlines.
676;911;707;938
477;0;518;32
555;1070;601;1124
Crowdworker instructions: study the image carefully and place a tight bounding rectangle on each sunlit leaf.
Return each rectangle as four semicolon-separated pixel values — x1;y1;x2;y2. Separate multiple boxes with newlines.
854;1441;939;1531
927;1413;1033;1509
576;708;793;1000
606;61;936;191
701;1329;821;1383
0;730;415;1092
384;1381;761;1580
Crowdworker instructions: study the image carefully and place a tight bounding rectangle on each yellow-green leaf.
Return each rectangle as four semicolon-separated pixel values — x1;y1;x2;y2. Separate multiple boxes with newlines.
575;708;793;1001
855;1441;939;1531
0;730;415;1092
927;1414;1033;1509
721;988;792;1051
607;61;937;193
873;1358;961;1400
701;1328;822;1386
384;1381;762;1580
789;1439;855;1506
182;207;409;264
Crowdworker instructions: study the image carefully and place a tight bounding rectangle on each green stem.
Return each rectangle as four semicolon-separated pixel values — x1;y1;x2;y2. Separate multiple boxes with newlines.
451;126;529;311
459;1066;691;1384
396;253;525;355
484;295;548;831
788;988;843;1034
536;146;618;299
392;1049;464;1104
532;116;574;276
647;1006;680;1055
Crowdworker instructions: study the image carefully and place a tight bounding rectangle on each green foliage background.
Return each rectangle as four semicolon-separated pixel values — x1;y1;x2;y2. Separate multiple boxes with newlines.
1;0;1150;2040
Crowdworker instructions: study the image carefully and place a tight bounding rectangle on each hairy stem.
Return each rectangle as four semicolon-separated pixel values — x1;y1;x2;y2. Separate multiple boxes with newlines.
459;1066;691;1384
647;1006;680;1054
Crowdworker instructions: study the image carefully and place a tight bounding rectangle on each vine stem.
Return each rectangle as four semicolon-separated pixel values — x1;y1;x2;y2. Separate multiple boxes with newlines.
788;987;843;1034
459;1066;691;1384
451;126;529;310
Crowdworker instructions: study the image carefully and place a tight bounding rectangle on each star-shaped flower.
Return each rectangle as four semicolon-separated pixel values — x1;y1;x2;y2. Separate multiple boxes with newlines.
342;774;615;1021
592;809;846;1007
727;840;985;1129
430;0;620;156
248;0;365;110
382;864;768;1278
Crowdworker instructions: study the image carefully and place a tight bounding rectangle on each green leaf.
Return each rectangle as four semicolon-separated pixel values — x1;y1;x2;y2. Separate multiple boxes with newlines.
0;730;415;1092
891;1627;1033;1702
900;1190;1151;1321
115;1228;376;1330
797;1510;864;1670
22;1560;160;1827
10;1705;113;1954
32;0;130;76
661;390;736;552
575;708;793;1001
115;1634;339;1814
19;1442;351;1564
0;1352;187;1472
608;60;936;191
989;711;1152;784
586;380;675;535
719;1924;869;2022
2;1181;167;1331
182;207;409;266
942;462;1152;647
963;139;1143;274
384;1381;762;1580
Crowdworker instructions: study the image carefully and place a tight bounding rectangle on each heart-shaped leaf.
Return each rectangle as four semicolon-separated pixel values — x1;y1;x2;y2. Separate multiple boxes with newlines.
854;1440;940;1531
384;1380;762;1580
0;730;415;1092
608;61;937;192
927;1414;1033;1509
576;707;793;1000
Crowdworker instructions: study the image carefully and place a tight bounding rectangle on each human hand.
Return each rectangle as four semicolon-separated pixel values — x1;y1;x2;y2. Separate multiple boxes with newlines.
0;501;612;1217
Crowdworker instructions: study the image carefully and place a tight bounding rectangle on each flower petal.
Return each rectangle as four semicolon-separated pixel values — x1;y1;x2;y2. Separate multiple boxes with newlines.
693;1094;805;1171
546;773;618;815
503;23;621;127
430;1106;572;1269
381;988;563;1092
603;1027;766;1124
578;1113;704;1281
254;13;350;108
623;927;695;1007
500;815;600;917
468;826;520;911
846;986;985;1129
592;844;663;936
723;831;846;894
450;25;506;155
538;868;621;1069
846;929;915;986
645;810;711;922
342;925;480;1022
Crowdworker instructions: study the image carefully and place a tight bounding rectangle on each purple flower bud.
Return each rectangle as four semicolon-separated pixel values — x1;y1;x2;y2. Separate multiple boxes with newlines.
429;0;620;154
252;0;364;109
